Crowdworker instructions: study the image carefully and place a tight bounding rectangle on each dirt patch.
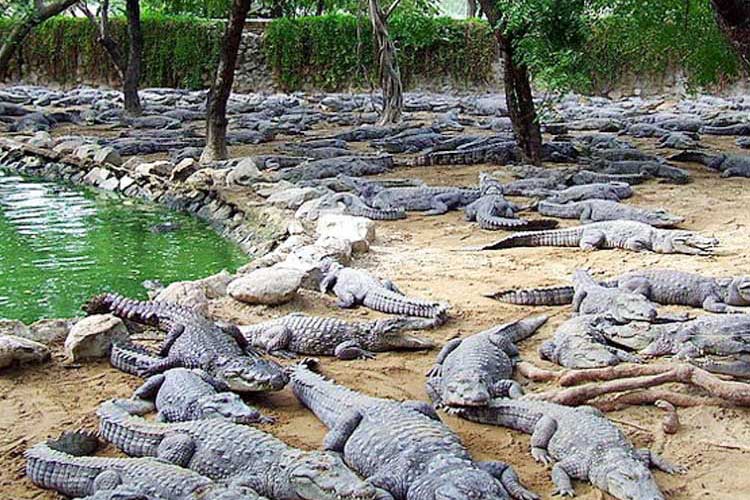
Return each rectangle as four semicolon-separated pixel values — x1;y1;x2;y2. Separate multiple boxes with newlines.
2;127;750;499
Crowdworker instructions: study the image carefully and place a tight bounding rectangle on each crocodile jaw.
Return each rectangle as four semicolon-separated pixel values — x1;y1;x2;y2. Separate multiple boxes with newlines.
290;452;379;500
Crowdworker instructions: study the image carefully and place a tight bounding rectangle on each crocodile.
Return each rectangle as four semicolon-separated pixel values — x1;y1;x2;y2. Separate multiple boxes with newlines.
569;170;650;185
315;192;407;220
475;220;718;255
591;160;691;184
701;123;750;136
425;315;548;405
351;174;502;215
97;399;386;500
279;156;393;182
412;137;520;167
131;367;273;424
26;430;265;500
537;200;685;228
240;313;436;360
572;269;658;322
487;269;750;313
530;182;633;204
84;293;288;393
593;148;660;162
289;361;539;500
669;151;750;178
642;314;750;359
464;194;558;231
320;261;449;320
446;399;684;500
538;315;645;369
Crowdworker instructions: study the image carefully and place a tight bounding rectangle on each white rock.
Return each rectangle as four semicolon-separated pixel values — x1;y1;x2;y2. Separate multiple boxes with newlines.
281;236;353;288
119;175;136;191
83;167;111;186
226;158;261;187
154;281;209;314
228;266;303;305
170;158;199;182
25;318;75;344
192;270;235;299
0;319;29;337
0;335;50;369
135;160;174;178
255;180;295;197
316;214;375;253
99;177;120;191
28;131;53;149
267;187;326;210
93;146;123;167
64;314;128;361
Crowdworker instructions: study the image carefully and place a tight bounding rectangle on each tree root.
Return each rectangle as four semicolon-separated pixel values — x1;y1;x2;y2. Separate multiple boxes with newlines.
655;399;680;434
516;361;560;382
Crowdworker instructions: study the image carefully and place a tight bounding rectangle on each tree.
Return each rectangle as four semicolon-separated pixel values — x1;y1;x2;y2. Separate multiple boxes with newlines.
201;0;252;162
79;0;144;116
369;0;403;124
476;0;543;165
710;0;750;72
0;0;80;81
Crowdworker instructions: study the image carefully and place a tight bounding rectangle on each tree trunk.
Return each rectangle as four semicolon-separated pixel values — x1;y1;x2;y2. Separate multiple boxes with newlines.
123;0;143;116
710;0;750;73
467;0;477;17
0;0;80;81
476;0;543;165
368;0;403;125
201;0;252;163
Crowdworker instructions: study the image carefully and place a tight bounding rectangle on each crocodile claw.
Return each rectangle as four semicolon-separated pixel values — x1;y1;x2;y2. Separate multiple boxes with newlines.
531;447;554;466
553;487;576;497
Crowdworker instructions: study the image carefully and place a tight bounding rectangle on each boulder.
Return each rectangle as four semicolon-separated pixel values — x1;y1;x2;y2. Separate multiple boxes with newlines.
226;158;261;187
53;138;87;155
93;146;123;167
25;318;75;344
228;266;303;305
192;270;235;299
135;160;174;178
267;187;326;210
83;167;112;186
170;158;199;182
185;168;227;191
27;131;53;149
119;175;136;191
64;314;128;361
316;214;375;253
255;180;295;197
0;335;50;369
73;144;99;161
0;319;29;337
281;236;353;288
154;281;210;314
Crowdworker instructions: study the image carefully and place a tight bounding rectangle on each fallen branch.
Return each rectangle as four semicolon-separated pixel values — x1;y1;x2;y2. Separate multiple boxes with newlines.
516;361;560;382
594;390;725;411
655;399;680;434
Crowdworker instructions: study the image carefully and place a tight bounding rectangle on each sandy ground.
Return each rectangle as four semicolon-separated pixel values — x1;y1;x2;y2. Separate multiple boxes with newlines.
2;123;750;499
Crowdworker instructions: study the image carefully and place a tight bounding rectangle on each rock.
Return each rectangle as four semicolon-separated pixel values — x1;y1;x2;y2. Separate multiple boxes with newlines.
192;270;234;299
316;214;375;253
135;160;174;178
267;187;326;210
26;318;75;344
228;266;303;305
83;167;112;186
185;168;227;191
154;281;210;314
121;156;145;171
170;158;199;182
226;158;261;187
0;319;29;337
119;175;136;191
53;138;86;154
0;335;50;369
99;176;120;191
64;314;128;361
27;131;53;149
281;236;353;288
73;144;99;161
93;146;123;167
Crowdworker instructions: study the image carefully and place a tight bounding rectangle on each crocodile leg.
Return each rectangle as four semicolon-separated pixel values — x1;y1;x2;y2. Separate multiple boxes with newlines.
617;276;652;297
158;324;185;357
323;411;363;452
156;433;196;467
702;296;732;313
219;323;259;355
637;449;686;474
193;368;230;392
579;229;605;250
382;280;404;295
93;470;123;491
336;292;357;308
334;340;375;360
139;356;182;377
425;193;460;215
477;461;539;500
256;324;294;358
491;380;524;399
401;400;441;421
530;416;557;465
550;460;577;497
426;338;463;377
571;289;587;313
132;374;166;400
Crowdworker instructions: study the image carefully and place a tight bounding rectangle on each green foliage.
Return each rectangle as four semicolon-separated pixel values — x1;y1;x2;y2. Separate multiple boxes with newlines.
264;13;497;91
0;14;223;88
141;0;232;18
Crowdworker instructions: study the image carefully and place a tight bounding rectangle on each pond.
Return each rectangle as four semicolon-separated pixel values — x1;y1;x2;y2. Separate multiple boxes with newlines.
0;171;247;323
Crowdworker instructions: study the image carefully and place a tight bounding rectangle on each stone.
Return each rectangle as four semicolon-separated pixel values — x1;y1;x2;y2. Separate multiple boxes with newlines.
53;138;86;154
228;266;303;305
135;160;174;178
122;156;145;171
93;146;123;166
281;236;353;289
0;319;29;337
295;197;343;222
192;270;235;299
170;158;199;182
316;214;375;253
267;187;325;210
99;177;120;191
64;314;128;361
73;144;99;161
154;281;210;314
119;175;136;191
83;167;112;186
27;131;53;149
0;335;50;369
185;168;227;191
226;158;261;187
26;318;75;344
255;180;295;197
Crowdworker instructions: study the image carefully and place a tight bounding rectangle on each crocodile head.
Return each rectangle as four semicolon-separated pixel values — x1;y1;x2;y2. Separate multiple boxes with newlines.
420;459;513;500
592;456;665;500
197;392;262;424
727;276;750;306
214;356;289;392
641;333;675;357
287;451;380;500
442;369;492;407
610;293;658;323
373;318;436;350
205;485;269;500
479;172;504;195
653;231;718;255
646;209;685;228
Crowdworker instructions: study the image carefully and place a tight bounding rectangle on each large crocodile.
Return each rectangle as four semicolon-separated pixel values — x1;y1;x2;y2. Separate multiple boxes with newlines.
85;293;288;392
669;150;750;178
530;182;633;204
289;361;539;500
97;399;386;500
447;399;684;500
475;220;718;255
132;367;273;424
320;262;449;320
464;194;558;231
26;430;266;500
571;269;658;323
240;313;436;359
537;200;685;228
641;314;750;359
425;315;548;404
487;269;750;313
412;139;519;166
316;192;406;220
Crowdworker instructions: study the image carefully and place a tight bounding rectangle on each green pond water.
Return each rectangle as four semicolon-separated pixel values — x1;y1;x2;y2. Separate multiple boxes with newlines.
0;170;247;323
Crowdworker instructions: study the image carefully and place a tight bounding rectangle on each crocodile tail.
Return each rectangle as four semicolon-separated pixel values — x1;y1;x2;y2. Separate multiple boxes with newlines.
96;399;164;457
83;293;162;326
25;431;105;498
537;201;582;219
486;286;575;305
347;205;407;220
110;341;161;376
477;213;559;231
479;227;583;250
363;287;449;319
289;361;374;429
